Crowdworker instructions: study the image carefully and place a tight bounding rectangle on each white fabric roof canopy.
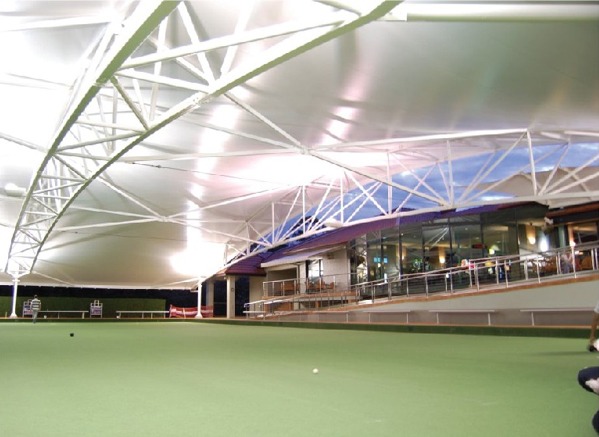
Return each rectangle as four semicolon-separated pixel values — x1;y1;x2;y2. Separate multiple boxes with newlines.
0;1;598;289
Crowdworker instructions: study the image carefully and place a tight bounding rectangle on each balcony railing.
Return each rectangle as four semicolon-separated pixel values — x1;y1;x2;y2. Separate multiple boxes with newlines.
247;243;599;318
261;275;350;298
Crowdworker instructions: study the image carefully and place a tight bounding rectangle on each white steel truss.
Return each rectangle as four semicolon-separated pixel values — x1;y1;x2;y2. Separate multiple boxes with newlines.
4;1;599;281
5;0;400;277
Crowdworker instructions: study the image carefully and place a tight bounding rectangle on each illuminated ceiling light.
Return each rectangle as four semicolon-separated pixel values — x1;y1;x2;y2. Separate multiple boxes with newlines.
170;251;198;276
526;225;536;245
324;219;343;229
4;182;26;197
170;242;225;277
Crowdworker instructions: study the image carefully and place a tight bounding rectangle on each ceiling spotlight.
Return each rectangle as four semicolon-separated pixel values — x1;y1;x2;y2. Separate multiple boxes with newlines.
324;219;343;229
4;183;26;197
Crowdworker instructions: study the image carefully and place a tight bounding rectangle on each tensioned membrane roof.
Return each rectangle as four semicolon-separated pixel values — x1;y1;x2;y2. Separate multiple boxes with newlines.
0;1;598;289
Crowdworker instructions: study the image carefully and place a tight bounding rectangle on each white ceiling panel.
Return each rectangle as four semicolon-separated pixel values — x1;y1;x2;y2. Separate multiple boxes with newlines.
1;1;598;288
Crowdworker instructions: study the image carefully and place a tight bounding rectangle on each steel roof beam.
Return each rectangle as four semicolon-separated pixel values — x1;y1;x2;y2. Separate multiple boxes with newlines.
5;0;399;276
5;1;180;277
388;3;599;22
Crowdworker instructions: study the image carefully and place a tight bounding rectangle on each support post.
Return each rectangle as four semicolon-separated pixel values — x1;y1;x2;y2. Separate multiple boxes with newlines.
195;280;203;319
226;276;236;319
206;280;214;307
9;276;19;319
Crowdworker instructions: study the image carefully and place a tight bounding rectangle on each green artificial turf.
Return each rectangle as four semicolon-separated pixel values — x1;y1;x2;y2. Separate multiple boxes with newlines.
0;321;596;437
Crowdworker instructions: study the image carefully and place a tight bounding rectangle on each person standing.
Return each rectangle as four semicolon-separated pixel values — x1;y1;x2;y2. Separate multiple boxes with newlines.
30;295;41;323
561;250;574;273
589;302;599;351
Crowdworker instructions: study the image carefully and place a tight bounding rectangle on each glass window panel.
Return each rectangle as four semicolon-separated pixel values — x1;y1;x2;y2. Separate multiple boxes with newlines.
570;222;598;244
307;259;322;280
367;231;383;281
423;221;450;271
450;223;482;265
382;227;400;280
349;236;367;284
483;223;517;257
482;209;519;256
399;224;423;273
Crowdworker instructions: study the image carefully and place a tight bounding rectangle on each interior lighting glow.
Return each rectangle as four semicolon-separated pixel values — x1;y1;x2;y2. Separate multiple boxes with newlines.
392;3;538;22
170;251;197;275
539;236;549;252
189;184;205;202
196;103;239;175
321;106;359;145
170;203;225;277
236;154;337;187
480;194;511;202
319;150;395;169
0;225;12;268
525;225;536;245
326;119;349;142
4;182;26;197
0;0;19;14
170;242;225;277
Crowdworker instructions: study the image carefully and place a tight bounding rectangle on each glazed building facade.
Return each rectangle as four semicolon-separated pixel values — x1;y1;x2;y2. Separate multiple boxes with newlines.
214;201;599;315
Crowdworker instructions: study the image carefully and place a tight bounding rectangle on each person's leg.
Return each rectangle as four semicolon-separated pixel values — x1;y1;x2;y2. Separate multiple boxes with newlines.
579;368;599;434
32;310;37;324
578;367;599;393
592;410;599;434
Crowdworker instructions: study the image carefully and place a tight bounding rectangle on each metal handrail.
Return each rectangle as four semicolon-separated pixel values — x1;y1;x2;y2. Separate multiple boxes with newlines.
251;243;599;316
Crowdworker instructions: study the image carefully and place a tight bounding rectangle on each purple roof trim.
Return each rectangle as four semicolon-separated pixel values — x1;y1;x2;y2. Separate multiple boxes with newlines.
221;252;272;276
280;215;402;256
440;203;512;218
251;211;444;266
223;202;533;275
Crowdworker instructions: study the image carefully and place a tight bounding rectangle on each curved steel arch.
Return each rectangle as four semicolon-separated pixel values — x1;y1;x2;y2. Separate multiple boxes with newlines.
5;1;179;278
5;0;399;277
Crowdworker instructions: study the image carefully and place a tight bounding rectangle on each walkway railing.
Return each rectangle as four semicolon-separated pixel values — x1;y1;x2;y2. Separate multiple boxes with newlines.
261;275;349;298
248;243;599;318
352;244;599;302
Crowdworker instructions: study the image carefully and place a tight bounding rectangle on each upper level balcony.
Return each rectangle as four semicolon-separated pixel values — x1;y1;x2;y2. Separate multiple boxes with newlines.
248;242;599;319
